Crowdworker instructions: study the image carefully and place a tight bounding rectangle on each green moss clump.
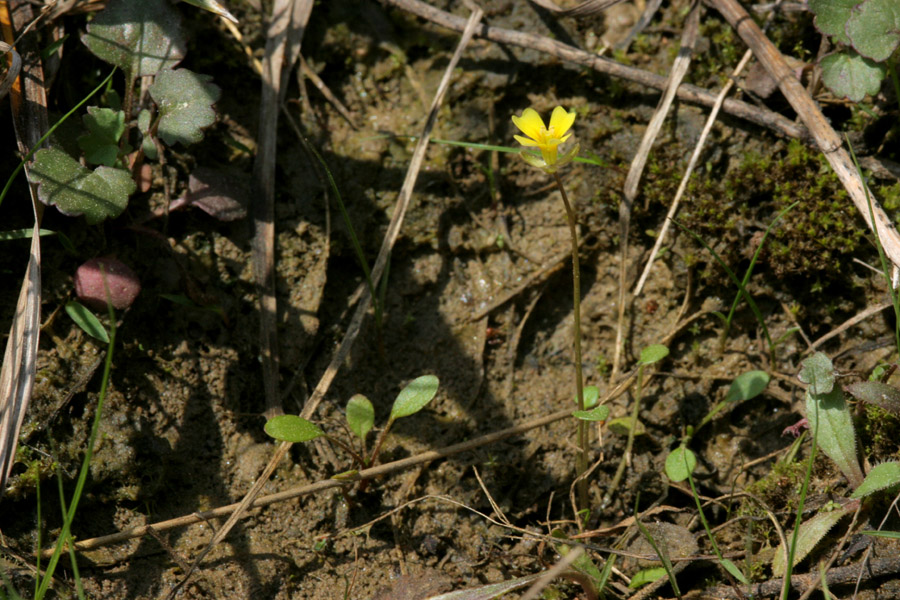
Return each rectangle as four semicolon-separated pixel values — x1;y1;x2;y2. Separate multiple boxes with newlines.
859;403;900;462
679;139;865;282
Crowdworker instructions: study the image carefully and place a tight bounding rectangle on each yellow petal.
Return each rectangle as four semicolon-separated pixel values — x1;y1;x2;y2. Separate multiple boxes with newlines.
548;106;576;137
511;108;545;141
514;134;540;147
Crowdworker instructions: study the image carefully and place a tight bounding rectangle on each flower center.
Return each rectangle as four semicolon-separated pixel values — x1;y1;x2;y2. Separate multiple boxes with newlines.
540;125;555;143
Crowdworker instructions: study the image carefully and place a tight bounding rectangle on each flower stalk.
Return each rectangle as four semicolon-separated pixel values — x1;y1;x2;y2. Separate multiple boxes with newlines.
512;106;587;508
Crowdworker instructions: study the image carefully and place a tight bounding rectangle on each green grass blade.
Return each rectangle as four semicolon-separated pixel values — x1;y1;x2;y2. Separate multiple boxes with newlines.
295;132;377;309
671;218;775;359
37;317;116;599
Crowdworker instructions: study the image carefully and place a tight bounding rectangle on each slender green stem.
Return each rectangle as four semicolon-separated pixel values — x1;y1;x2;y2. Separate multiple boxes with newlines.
603;365;643;507
554;173;588;509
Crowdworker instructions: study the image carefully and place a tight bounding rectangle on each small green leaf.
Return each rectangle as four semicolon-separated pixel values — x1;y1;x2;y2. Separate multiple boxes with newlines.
346;394;375;441
809;0;856;44
724;370;769;403
799;352;834;395
608;416;645;436
576;385;600;409
806;388;864;488
573;405;610;422
665;447;697;482
845;381;900;415
820;50;887;102
331;470;359;480
720;558;749;584
29;148;135;224
851;462;900;499
389;375;439;421
81;0;185;78
639;344;669;365
0;228;57;241
65;301;109;343
551;530;602;593
628;567;667;589
846;0;900;62
149;69;221;146
78;107;126;166
772;507;851;576
264;415;324;443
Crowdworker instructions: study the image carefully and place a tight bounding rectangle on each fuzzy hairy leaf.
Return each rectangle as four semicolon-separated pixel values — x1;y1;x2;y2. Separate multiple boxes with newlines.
852;462;900;499
149;69;220;146
772;506;852;576
29;148;135;224
806;387;864;487
846;0;900;62
81;0;185;78
799;352;834;395
820;50;887;102
390;375;439;421
845;381;900;415
809;0;856;44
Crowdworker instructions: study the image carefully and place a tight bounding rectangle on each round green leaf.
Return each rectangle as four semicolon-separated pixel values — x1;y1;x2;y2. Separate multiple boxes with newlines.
346;394;375;441
149;69;221;146
29;148;135;224
390;375;439;421
799;352;835;395
575;385;600;409
264;415;324;443
81;0;186;78
820;50;886;103
665;447;697;482
573;405;610;422
724;370;769;403
809;0;856;44
846;0;900;62
639;344;669;365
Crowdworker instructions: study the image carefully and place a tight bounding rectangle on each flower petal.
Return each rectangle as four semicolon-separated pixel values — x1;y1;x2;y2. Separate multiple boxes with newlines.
548;106;576;137
511;108;545;141
513;134;540;147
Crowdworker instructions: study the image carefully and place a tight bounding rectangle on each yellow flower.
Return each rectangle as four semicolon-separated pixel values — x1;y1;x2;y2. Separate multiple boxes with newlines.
511;106;579;173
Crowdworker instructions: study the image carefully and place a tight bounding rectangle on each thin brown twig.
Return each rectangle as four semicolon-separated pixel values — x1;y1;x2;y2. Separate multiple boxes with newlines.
708;0;900;269
379;0;810;141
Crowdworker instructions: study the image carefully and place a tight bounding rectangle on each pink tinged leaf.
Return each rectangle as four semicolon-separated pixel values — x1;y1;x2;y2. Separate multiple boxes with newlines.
182;166;250;221
74;257;141;311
